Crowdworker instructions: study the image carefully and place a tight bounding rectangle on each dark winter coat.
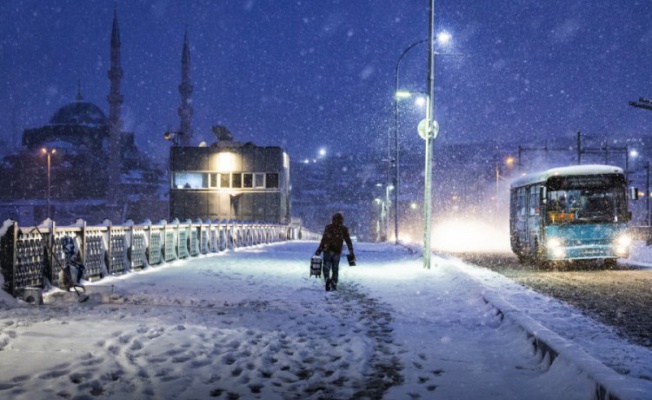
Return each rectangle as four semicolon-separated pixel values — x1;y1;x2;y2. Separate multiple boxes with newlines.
316;221;354;255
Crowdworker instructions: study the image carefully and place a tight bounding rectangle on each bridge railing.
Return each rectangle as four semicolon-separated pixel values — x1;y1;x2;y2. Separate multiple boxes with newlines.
0;218;318;298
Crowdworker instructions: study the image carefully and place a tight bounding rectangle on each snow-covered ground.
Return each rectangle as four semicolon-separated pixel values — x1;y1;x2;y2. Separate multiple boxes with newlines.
1;241;651;399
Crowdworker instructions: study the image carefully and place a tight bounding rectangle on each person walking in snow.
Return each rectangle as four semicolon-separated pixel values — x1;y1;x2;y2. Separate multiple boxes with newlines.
315;212;355;291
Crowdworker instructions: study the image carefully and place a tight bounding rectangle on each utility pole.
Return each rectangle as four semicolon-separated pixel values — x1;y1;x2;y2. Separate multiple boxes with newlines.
646;161;650;227
577;131;582;165
423;0;435;269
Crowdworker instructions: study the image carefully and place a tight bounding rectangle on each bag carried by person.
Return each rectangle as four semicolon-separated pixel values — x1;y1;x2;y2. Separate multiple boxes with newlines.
310;255;322;278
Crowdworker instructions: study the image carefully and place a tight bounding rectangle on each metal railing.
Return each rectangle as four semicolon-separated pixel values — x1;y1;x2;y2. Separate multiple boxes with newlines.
0;218;316;298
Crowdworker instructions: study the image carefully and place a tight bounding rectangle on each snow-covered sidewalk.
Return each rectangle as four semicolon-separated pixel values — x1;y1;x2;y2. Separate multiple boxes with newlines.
0;241;651;399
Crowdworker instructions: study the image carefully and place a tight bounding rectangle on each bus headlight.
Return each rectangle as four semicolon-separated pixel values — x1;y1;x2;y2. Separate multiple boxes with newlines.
547;237;563;249
614;234;632;256
615;234;632;247
547;237;565;258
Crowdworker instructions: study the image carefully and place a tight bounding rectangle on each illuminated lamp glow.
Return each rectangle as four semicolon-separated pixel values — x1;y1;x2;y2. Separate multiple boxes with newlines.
213;152;238;172
437;31;452;45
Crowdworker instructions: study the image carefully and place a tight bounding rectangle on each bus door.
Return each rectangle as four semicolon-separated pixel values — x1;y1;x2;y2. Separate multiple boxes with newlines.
526;185;542;252
512;186;529;252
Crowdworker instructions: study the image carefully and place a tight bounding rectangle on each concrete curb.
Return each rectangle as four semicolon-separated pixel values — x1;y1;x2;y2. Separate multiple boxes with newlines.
482;288;652;400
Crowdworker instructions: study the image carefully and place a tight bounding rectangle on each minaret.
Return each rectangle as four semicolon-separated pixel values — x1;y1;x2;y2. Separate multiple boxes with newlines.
178;28;193;146
107;9;123;204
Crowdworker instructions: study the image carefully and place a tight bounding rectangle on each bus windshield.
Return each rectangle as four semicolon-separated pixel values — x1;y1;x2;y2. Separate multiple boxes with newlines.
545;175;628;225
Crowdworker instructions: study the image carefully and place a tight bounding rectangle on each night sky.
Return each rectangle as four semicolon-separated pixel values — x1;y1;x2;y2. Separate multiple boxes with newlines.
1;0;651;164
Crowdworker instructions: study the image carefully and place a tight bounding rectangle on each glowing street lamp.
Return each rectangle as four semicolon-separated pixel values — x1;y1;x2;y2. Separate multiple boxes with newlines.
394;5;451;267
505;156;515;167
393;31;455;248
41;147;56;219
437;31;452;46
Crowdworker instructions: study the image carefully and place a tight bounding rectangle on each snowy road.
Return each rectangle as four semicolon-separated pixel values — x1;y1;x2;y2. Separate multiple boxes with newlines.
452;250;652;349
1;241;651;399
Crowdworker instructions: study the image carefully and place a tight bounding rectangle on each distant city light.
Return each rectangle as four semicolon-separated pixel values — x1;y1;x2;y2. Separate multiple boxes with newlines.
318;148;326;157
414;97;427;107
630;150;639;158
505;156;515;166
395;90;413;99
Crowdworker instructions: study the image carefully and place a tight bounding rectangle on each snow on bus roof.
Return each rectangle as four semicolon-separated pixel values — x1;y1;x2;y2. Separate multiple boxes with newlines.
510;164;624;188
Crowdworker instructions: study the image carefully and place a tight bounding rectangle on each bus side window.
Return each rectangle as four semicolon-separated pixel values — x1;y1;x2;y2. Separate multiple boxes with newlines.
529;186;539;216
517;188;526;218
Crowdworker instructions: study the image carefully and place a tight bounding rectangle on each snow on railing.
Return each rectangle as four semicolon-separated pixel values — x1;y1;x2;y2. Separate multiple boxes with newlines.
0;218;318;299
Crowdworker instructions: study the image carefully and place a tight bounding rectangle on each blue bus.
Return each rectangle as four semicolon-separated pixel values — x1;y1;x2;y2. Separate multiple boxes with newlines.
509;165;634;266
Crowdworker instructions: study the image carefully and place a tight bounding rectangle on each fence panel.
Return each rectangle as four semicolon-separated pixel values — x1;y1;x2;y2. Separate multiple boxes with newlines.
0;218;313;297
178;226;190;259
164;228;177;262
129;228;147;270
108;227;128;275
148;228;163;266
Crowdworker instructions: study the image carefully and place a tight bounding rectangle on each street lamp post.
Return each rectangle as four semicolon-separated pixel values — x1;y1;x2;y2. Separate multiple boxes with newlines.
373;198;386;241
394;39;428;245
646;161;650;227
396;89;433;265
424;0;437;269
394;1;450;267
397;89;434;267
41;148;56;219
375;182;392;241
385;184;393;240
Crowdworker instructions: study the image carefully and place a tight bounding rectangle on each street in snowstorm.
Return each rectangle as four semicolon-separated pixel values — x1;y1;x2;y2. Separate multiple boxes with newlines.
453;250;652;349
1;241;652;399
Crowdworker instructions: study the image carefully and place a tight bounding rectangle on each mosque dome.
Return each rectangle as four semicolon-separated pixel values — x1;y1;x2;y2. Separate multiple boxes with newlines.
49;101;108;127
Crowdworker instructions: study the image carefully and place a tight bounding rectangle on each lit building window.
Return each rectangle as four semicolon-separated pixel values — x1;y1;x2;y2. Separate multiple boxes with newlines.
173;172;206;189
220;173;231;188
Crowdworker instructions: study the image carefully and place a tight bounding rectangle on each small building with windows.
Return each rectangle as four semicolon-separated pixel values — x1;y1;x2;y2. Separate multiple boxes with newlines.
169;137;291;224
